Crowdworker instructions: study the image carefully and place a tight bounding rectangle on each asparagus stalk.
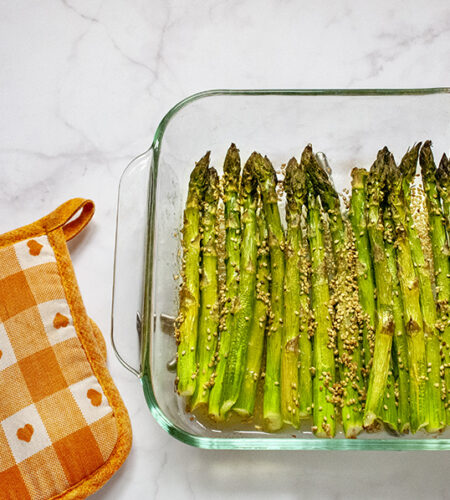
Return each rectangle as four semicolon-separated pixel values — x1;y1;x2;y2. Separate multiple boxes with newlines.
280;158;303;428
436;153;450;236
254;153;285;431
234;208;270;417
383;206;408;432
175;153;209;396
350;168;401;432
296;160;313;419
363;148;395;428
349;168;375;376
303;146;336;438
221;156;258;414
420;141;450;422
400;145;445;432
297;254;313;418
387;154;428;432
191;168;220;409
209;144;241;418
308;149;363;438
380;366;398;433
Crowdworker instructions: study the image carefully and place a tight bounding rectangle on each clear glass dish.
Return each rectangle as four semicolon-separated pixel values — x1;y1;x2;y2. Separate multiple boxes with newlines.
112;88;450;450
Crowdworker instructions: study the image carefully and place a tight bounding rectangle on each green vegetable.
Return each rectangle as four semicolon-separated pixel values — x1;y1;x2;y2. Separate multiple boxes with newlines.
400;144;445;432
304;145;336;438
254;153;285;432
297;238;313;420
234;208;270;417
436;153;450;237
308;148;363;438
383;206;408;433
295;157;313;419
363;148;395;428
176;153;209;396
420;141;450;423
191;167;220;409
177;141;450;438
209;144;241;419
281;158;303;428
221;155;258;414
349;168;375;375
387;155;428;432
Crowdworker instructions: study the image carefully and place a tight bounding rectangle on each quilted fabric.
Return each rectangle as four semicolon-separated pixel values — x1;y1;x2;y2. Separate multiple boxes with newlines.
0;200;131;500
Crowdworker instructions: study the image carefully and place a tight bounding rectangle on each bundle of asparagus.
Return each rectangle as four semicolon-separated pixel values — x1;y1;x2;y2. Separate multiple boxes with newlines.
174;140;450;438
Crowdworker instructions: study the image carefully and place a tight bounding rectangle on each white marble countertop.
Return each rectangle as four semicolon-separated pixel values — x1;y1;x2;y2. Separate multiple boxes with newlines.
1;1;450;498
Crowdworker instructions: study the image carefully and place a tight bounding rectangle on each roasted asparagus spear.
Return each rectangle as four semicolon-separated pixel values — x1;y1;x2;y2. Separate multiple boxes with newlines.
176;153;209;396
400;144;445;432
304;146;336;438
420;141;450;422
234;208;270;417
307;148;363;437
209;145;241;418
382;206;409;433
254;154;285;432
349;168;375;377
350;168;403;432
387;154;428;432
281;158;304;428
363;148;395;428
221;155;258;414
295;157;313;419
436;153;450;236
191;167;220;409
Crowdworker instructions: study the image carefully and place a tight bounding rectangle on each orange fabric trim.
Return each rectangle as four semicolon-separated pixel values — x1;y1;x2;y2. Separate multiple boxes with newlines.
89;318;107;362
0;199;95;249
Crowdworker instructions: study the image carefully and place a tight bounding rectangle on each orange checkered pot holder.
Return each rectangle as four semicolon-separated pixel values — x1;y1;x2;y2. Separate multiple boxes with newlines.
0;199;132;499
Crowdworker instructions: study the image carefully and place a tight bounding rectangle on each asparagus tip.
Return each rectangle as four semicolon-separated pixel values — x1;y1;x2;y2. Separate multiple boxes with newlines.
252;153;277;185
305;149;339;211
399;143;421;182
300;144;314;164
350;167;368;189
437;153;450;194
385;154;402;199
437;152;449;177
223;143;241;183
199;150;211;164
285;156;307;207
419;140;436;178
368;147;391;199
189;151;210;197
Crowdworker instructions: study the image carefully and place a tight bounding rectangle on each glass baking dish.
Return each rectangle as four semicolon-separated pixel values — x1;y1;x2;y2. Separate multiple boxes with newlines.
112;88;450;450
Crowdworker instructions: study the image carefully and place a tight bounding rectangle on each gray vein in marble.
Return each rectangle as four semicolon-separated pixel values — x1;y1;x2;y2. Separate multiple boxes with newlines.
348;12;450;86
54;106;106;158
61;0;103;60
0;147;130;163
62;0;156;76
61;0;101;23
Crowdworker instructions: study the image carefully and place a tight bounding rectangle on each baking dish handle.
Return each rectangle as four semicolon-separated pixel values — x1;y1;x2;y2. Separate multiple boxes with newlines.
111;147;153;378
